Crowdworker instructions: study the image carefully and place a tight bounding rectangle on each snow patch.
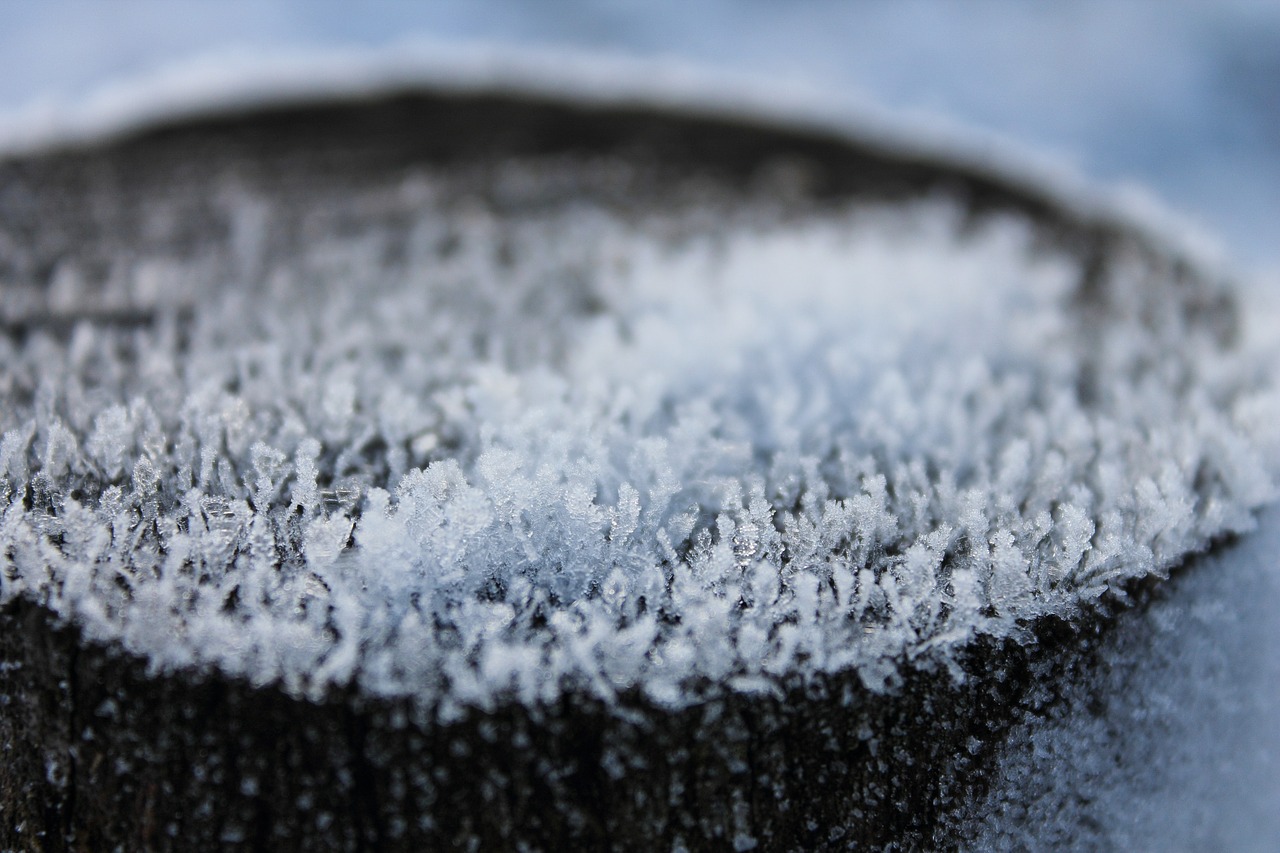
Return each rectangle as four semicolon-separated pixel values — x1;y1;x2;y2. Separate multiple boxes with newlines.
1;165;1272;717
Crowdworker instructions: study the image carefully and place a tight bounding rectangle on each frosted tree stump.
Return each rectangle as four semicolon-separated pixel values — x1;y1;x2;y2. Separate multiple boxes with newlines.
0;81;1272;850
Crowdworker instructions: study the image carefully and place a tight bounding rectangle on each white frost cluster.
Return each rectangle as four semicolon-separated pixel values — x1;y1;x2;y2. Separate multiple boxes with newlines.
0;181;1274;716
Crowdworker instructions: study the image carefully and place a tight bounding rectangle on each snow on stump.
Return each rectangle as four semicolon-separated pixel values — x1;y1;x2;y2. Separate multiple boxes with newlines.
0;79;1275;850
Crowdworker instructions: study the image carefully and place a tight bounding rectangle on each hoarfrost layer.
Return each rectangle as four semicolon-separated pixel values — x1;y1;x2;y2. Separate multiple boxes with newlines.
0;182;1274;714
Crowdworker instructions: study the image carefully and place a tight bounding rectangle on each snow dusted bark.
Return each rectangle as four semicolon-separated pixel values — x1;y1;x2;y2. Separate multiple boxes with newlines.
0;84;1273;849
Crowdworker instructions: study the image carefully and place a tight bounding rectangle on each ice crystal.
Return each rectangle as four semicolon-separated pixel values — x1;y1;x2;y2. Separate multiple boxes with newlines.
0;174;1273;715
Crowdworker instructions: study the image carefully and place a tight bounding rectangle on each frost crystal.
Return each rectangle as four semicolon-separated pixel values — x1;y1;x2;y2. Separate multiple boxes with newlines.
0;161;1274;716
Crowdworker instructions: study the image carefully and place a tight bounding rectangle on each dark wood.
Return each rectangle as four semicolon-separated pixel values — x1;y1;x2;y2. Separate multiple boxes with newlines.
2;594;1097;851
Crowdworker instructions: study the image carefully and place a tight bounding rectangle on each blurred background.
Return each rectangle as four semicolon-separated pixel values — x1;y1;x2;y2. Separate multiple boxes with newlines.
1;0;1278;275
1;1;1277;844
